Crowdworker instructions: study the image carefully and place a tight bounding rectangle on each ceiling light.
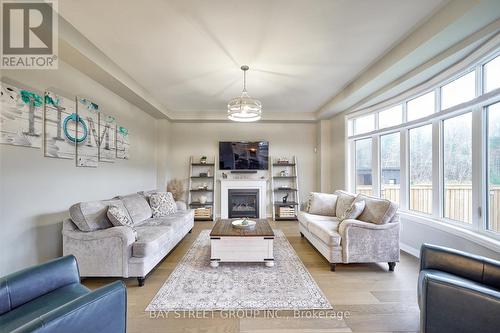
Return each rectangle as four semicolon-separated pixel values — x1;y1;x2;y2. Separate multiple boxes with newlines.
227;65;262;122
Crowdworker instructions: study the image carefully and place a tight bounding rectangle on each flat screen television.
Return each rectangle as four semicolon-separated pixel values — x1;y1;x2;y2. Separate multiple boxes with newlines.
219;141;269;170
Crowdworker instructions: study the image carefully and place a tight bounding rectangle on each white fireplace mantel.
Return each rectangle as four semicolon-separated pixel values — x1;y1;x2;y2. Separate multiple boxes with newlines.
220;179;267;219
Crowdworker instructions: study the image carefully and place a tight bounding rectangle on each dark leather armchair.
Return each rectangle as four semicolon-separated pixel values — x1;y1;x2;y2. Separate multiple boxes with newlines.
0;255;126;333
418;243;500;333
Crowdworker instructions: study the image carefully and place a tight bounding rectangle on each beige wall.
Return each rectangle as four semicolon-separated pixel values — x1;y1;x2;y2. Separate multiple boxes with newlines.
0;61;158;275
165;122;318;216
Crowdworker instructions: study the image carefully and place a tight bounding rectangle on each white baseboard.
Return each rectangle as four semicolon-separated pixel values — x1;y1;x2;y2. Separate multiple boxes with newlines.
400;242;420;258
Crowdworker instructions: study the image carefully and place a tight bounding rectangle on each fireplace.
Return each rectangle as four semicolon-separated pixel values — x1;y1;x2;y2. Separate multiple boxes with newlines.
228;189;260;218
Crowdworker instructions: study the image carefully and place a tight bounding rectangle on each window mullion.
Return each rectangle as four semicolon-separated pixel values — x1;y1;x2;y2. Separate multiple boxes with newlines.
472;106;485;233
373;135;380;197
432;120;442;217
400;129;408;210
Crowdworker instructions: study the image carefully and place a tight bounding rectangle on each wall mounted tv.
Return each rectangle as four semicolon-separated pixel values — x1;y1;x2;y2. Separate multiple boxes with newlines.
219;141;269;170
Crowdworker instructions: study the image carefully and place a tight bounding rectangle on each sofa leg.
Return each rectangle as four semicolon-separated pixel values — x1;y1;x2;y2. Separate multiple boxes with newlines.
138;277;145;287
300;232;304;238
330;263;336;272
388;262;396;271
188;228;192;234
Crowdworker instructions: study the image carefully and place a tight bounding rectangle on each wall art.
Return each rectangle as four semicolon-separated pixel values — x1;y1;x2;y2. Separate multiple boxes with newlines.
75;97;99;167
116;125;130;160
0;82;42;148
98;113;116;163
43;91;77;159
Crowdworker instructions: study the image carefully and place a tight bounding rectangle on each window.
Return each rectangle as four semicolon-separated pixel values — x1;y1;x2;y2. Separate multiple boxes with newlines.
354;114;375;135
487;102;500;233
484;55;500;93
407;91;435;122
379;105;403;129
441;71;476;110
409;124;433;214
380;132;400;203
355;138;372;195
443;113;472;223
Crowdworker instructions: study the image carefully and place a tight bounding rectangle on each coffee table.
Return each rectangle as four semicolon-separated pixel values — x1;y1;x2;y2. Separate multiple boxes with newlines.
209;219;275;268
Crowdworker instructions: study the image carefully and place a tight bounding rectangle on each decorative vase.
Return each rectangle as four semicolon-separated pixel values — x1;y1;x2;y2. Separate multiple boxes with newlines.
199;195;207;204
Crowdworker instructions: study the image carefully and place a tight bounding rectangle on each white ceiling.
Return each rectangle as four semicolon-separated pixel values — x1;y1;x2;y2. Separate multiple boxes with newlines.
59;0;447;115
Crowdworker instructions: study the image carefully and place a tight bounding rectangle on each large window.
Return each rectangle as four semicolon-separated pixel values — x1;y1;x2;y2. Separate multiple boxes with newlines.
441;71;476;109
484;55;500;93
487;102;500;233
407;91;435;122
355;138;372;195
409;125;433;214
380;132;400;203
379;105;403;129
347;48;500;242
443;113;472;223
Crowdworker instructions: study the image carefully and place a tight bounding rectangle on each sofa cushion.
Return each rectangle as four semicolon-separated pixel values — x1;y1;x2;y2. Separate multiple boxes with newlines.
308;192;338;216
354;194;398;224
340;200;366;221
132;225;173;258
150;192;177;218
334;190;357;218
69;199;125;231
307;218;341;247
137;189;160;204
140;210;194;229
119;193;152;225
298;211;339;230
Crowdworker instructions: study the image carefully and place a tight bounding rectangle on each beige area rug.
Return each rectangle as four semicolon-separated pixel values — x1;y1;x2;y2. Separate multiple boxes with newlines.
146;229;332;311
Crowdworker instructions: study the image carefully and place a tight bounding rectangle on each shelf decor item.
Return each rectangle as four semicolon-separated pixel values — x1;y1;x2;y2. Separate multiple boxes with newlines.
200;156;207;164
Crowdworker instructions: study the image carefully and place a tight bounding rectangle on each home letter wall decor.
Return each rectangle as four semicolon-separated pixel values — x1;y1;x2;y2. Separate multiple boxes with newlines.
0;82;42;148
44;91;77;159
76;97;99;167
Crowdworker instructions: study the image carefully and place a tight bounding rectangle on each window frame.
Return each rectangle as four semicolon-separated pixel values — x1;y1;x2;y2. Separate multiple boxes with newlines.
345;47;500;242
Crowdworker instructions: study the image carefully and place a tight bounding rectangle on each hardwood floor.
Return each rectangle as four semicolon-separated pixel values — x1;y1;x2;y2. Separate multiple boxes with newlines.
83;221;420;333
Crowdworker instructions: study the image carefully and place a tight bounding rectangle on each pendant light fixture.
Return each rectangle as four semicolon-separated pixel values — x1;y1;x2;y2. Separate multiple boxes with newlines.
227;65;262;122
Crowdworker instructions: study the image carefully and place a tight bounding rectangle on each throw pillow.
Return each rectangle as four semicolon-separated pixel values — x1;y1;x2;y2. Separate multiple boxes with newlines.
340;200;366;221
107;205;137;239
150;192;177;218
334;190;357;217
308;192;338;216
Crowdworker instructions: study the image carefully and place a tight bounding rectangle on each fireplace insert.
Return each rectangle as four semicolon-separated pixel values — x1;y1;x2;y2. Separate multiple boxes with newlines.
228;189;259;218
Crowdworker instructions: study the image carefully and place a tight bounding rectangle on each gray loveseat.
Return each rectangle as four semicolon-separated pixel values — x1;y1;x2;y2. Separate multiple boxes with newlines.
299;190;400;271
62;190;194;286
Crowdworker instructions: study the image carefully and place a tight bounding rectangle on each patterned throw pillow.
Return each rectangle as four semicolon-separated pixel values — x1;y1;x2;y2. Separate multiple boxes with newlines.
150;192;177;218
340;200;366;221
107;205;137;239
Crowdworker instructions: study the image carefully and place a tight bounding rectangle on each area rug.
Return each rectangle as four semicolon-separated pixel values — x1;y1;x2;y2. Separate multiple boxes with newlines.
146;229;332;311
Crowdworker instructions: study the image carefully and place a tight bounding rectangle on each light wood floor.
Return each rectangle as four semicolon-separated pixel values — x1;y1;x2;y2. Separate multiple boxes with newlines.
83;221;421;333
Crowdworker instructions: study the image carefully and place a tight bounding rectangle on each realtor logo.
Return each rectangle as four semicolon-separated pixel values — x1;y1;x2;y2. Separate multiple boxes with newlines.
1;0;58;69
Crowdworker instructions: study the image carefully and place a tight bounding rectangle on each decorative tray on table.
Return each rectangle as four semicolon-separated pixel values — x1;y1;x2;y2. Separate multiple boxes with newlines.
231;218;256;230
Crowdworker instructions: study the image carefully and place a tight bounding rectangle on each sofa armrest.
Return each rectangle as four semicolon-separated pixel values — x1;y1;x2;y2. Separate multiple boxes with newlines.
418;269;500;333
339;219;400;263
62;220;135;246
13;281;127;333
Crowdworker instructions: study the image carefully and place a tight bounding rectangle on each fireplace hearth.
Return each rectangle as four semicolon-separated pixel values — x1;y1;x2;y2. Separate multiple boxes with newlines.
228;189;259;218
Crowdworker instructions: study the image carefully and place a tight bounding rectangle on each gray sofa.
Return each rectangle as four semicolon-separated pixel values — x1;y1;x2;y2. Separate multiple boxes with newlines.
62;191;194;286
299;190;400;271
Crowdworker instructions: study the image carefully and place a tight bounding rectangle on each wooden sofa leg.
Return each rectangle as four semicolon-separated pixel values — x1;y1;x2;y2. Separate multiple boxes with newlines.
330;263;336;272
388;262;396;271
300;232;304;238
138;277;145;287
188;228;192;234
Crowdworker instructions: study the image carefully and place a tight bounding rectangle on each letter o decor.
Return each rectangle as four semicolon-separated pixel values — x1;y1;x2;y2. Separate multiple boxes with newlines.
63;113;88;143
